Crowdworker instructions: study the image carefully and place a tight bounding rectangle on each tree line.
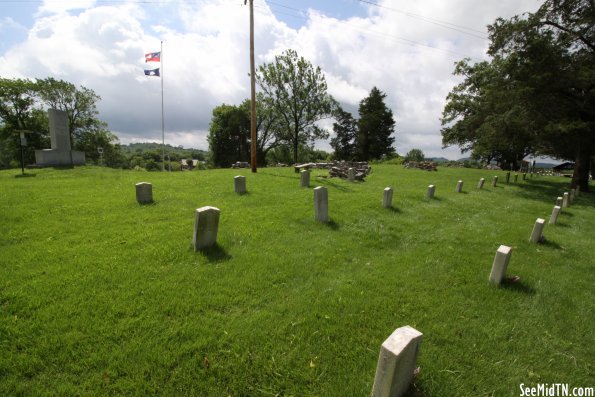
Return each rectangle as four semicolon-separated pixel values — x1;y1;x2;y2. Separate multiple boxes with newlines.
441;0;594;191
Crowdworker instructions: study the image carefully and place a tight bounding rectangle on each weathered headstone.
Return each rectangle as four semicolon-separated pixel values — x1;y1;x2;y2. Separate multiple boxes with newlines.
135;182;153;204
562;192;569;208
522;173;527;181
505;172;510;184
234;175;246;194
555;196;563;207
477;178;485;189
489;245;512;285
514;173;518;183
35;109;86;166
193;206;220;250
300;169;311;188
383;187;393;208
348;167;355;182
371;325;423;397
529;218;545;243
492;176;498;187
574;187;580;197
569;189;575;204
426;185;435;199
549;206;561;225
314;186;329;222
455;180;463;193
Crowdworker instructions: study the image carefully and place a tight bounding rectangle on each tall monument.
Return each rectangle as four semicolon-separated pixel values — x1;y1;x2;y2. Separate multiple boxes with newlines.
35;109;85;166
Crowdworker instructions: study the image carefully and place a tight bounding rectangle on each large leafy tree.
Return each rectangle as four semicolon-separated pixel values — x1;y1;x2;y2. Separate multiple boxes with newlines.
239;94;281;166
330;107;358;161
442;0;594;190
256;49;336;164
356;87;396;160
207;104;250;168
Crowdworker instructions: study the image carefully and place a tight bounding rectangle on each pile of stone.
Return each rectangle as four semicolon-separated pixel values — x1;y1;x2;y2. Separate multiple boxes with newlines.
294;161;372;181
231;161;250;169
404;161;438;171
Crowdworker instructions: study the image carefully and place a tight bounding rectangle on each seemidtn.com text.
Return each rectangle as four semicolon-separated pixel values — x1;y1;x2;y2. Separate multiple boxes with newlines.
520;383;594;397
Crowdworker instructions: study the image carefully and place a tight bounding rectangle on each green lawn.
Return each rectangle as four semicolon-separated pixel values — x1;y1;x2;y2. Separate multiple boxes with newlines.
1;165;593;396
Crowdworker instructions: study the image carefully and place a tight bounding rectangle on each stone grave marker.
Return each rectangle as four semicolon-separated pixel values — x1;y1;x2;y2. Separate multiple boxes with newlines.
193;206;220;250
489;245;512;285
477;178;485;189
300;169;311;188
348;167;355;182
383;187;393;208
505;172;510;184
35;109;86;166
529;218;545;243
455;180;463;193
314;186;329;222
574;187;580;196
556;196;563;207
569;189;575;204
492;176;498;187
514;174;518;183
562;192;569;208
371;325;423;397
135;182;153;204
523;173;527;181
426;185;435;199
234;175;246;194
549;206;561;225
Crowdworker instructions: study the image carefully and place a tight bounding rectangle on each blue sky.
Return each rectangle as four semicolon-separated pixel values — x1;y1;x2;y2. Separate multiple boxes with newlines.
0;0;545;159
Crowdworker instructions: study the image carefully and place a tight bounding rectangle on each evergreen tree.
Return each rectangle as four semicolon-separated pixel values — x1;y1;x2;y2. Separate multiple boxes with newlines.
356;87;396;160
330;107;357;160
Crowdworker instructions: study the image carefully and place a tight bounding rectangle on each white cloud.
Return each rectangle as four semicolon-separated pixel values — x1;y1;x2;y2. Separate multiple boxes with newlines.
0;0;543;158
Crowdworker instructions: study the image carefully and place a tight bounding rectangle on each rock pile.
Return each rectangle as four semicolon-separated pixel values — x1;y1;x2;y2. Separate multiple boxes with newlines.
404;161;438;171
231;161;250;169
294;161;372;181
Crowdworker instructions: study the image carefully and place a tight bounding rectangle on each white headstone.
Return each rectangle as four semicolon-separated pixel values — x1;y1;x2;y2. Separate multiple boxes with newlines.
555;196;563;207
562;192;569;208
193;206;220;250
477;178;485;189
348;167;355;182
492;176;498;187
529;218;545;243
455;180;463;193
549;206;561;225
300;169;311;188
314;186;329;222
135;182;153;204
383;187;393;208
234;175;246;194
426;185;435;199
489;245;512;285
371;325;423;397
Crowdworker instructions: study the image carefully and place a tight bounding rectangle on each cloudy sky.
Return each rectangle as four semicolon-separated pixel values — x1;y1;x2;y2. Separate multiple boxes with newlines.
0;0;544;159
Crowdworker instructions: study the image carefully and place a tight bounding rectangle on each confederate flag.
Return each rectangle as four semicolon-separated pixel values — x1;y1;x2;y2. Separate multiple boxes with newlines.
145;52;161;62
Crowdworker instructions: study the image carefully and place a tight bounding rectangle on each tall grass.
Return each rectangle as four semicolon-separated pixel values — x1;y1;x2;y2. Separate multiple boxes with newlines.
0;165;593;396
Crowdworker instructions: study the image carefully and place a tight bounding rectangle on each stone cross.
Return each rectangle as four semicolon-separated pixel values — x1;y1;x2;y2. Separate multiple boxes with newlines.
505;172;510;184
383;187;393;208
300;169;311;188
492;176;498;187
455;180;463;193
234;175;246;194
314;186;329;222
426;185;435;199
529;218;545;243
555;196;563;207
562;192;569;208
549;206;561;225
477;178;485;189
193;206;220;250
348;167;355;182
135;182;153;204
371;325;423;397
489;245;512;285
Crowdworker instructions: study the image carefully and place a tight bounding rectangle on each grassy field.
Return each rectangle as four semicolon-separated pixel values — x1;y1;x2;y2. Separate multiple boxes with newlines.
0;165;593;396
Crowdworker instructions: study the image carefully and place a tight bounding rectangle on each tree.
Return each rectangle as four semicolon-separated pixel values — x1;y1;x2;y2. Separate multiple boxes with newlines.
443;0;594;190
356;87;396;160
330;107;357;160
240;94;281;166
405;148;425;162
256;49;336;163
207;104;250;168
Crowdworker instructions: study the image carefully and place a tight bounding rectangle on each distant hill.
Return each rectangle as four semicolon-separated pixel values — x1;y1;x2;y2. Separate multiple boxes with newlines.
121;142;208;160
427;157;450;163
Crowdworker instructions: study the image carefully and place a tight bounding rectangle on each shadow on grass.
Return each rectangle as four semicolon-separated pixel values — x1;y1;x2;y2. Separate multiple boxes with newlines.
15;173;37;178
258;170;298;180
514;179;594;205
404;379;426;397
313;178;352;192
501;278;536;295
138;201;156;206
426;196;444;202
200;243;232;263
539;238;562;250
386;206;402;213
317;219;340;230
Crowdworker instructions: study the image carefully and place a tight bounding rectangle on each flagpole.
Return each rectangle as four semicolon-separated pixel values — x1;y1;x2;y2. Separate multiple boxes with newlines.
161;40;165;172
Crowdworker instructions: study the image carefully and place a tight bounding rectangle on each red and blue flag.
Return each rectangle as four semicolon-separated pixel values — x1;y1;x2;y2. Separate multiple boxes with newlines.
145;52;161;62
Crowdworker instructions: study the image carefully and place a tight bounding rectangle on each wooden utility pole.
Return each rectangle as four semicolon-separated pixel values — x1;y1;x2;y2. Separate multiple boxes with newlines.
248;0;257;173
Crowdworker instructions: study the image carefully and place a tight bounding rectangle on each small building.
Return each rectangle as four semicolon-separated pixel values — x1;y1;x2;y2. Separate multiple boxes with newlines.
180;159;202;170
552;162;574;177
